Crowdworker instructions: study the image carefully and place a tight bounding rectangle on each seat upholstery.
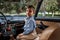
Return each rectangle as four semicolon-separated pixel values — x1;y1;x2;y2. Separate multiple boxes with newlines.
35;21;60;40
39;22;60;40
48;28;60;40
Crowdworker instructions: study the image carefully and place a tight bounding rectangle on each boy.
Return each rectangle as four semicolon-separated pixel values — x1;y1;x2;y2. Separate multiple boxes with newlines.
16;5;37;40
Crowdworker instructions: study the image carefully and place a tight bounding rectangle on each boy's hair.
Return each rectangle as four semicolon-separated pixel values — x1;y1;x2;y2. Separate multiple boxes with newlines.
27;5;35;9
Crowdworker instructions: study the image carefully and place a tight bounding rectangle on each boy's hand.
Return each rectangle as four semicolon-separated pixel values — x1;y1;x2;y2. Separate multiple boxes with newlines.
16;33;24;40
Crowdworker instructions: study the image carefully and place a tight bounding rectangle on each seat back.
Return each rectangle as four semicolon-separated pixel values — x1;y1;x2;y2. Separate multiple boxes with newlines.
48;28;60;40
39;24;60;40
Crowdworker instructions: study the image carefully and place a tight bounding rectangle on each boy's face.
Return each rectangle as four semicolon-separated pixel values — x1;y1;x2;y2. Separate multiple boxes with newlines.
26;8;34;17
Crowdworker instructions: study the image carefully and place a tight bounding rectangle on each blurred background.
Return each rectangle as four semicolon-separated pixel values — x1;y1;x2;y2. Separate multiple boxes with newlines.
0;0;60;17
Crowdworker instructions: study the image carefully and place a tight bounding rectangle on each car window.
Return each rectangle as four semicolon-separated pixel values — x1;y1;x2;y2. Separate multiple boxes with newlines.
37;0;60;18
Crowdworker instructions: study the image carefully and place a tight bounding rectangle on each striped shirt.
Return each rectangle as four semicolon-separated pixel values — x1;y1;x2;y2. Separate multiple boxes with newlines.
23;16;36;35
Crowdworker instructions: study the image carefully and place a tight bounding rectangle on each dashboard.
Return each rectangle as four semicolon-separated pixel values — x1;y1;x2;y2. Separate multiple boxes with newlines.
0;15;26;24
0;15;25;37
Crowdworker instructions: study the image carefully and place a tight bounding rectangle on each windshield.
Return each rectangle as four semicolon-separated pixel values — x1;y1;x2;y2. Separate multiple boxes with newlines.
0;0;38;16
0;0;60;18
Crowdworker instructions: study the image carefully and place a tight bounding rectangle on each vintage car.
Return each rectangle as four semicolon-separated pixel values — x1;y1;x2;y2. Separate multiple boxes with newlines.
0;0;60;40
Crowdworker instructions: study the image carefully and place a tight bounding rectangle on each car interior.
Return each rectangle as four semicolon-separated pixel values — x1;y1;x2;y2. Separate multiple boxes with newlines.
0;0;60;40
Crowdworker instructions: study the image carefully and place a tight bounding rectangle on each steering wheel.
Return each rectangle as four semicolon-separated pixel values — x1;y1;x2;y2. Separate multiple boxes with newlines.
0;12;15;37
0;12;7;27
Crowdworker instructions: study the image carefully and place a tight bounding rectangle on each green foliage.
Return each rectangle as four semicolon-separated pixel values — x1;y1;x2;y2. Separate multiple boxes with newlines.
44;0;58;12
0;0;38;13
0;0;59;14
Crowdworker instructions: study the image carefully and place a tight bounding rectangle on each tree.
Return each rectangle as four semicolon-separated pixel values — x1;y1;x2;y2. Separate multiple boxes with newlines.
43;0;58;17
